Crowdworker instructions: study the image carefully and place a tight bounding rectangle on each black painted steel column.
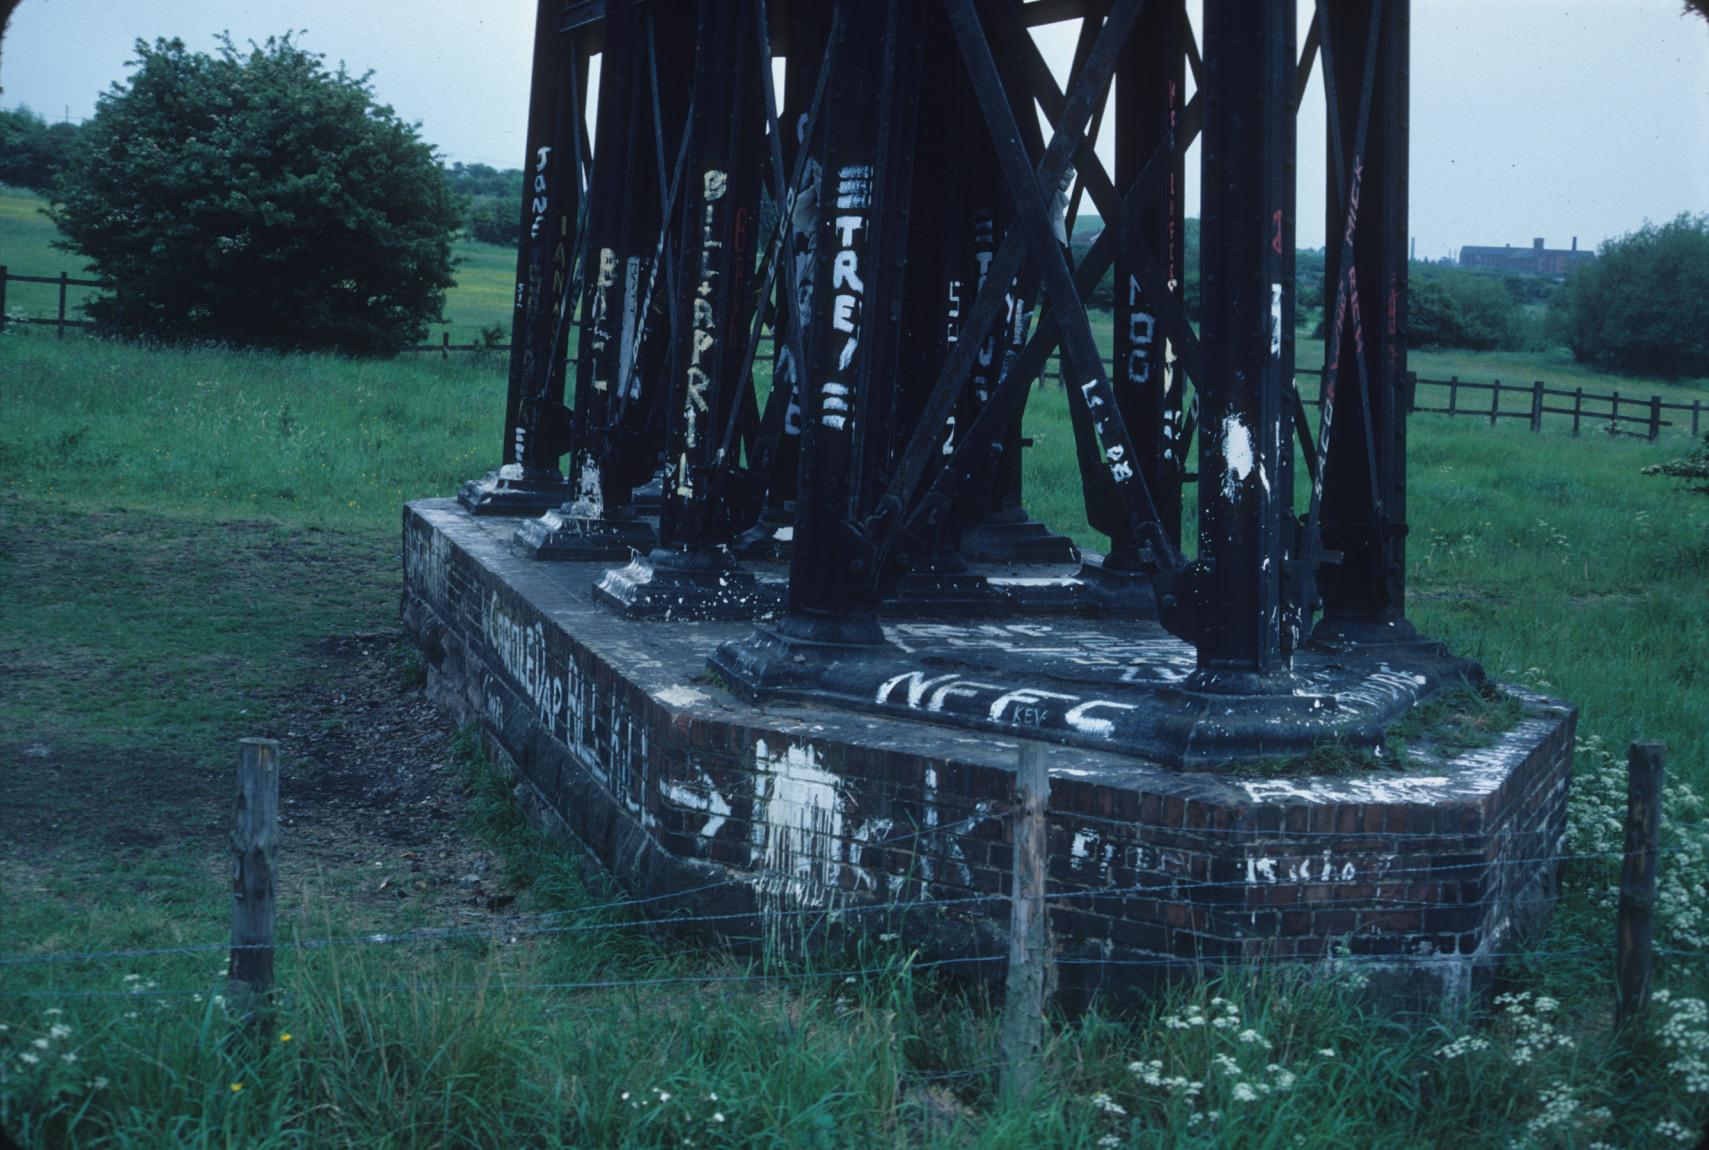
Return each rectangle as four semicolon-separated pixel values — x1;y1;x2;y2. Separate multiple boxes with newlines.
738;0;923;653
735;0;833;558
593;0;776;619
1112;0;1187;553
1194;0;1295;680
659;0;765;554
1316;0;1412;641
516;0;663;557
459;0;582;515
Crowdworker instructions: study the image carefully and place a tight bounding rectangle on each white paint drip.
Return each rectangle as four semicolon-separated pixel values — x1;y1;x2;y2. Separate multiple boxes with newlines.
1269;282;1283;358
654;684;709;708
1222;415;1254;502
755;739;844;906
659;767;730;840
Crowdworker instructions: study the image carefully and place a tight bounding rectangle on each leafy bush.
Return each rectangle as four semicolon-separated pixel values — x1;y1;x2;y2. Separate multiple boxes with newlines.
1644;433;1709;495
1406;267;1522;351
1550;213;1709;378
0;106;82;192
49;35;460;356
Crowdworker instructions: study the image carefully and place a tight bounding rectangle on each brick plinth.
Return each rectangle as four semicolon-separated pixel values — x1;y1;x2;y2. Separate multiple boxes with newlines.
402;500;1575;1011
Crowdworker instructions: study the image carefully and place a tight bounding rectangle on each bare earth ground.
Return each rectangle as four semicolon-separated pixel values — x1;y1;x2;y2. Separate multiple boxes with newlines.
0;500;524;955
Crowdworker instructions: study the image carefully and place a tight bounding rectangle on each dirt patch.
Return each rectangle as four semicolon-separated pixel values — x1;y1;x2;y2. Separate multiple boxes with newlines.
271;632;518;919
0;629;517;927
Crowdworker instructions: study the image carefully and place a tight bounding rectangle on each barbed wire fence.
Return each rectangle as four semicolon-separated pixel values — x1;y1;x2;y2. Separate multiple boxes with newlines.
2;734;1698;1100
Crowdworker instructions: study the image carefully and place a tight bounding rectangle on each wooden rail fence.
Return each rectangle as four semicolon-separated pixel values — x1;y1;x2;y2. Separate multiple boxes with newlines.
0;265;99;338
7;266;1703;440
1412;375;1701;441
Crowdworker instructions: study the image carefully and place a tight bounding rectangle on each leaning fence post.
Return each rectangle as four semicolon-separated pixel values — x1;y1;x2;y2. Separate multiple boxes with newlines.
1648;396;1662;442
229;738;280;1026
1616;740;1664;1031
1530;381;1544;432
1000;740;1050;1101
57;271;68;340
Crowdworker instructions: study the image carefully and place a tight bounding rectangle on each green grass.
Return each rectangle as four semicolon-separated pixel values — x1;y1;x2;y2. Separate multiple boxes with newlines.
6;196;1709;1144
0;189;97;322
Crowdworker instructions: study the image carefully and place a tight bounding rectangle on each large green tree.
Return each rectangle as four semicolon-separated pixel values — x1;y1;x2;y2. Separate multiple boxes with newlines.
1550;214;1709;379
50;35;460;356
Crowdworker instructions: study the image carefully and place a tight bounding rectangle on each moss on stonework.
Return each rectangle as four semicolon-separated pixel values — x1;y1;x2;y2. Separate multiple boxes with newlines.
1228;679;1526;778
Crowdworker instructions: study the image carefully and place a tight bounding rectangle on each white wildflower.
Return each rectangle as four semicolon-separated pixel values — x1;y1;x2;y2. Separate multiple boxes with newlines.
1656;1117;1697;1144
1089;1092;1127;1116
1435;1035;1491;1060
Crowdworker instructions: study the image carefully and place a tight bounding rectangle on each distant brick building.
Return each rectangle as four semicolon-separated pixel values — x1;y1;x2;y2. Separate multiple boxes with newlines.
1459;236;1596;278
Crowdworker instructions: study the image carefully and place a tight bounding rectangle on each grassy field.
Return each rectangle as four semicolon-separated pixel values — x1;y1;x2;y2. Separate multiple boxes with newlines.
5;185;1709;1144
3;321;1708;1146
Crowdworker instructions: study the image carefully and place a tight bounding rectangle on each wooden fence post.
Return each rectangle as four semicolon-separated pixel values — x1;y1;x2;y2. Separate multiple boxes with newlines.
229;738;280;1026
1489;379;1501;425
1611;391;1621;434
1648;396;1662;442
1693;400;1702;438
441;331;451;361
57;271;68;340
1000;740;1050;1101
1447;376;1458;416
1530;381;1544;432
0;266;8;333
1572;388;1583;437
1616;741;1665;1030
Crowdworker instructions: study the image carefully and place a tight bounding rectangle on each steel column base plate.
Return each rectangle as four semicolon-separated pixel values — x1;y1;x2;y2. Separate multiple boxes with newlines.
458;468;576;517
708;616;1484;769
959;508;1082;565
709;622;901;700
731;506;797;561
514;507;658;561
594;548;784;621
1075;554;1161;618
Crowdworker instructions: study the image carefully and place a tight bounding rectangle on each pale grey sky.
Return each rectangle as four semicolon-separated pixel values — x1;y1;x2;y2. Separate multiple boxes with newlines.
3;0;1705;258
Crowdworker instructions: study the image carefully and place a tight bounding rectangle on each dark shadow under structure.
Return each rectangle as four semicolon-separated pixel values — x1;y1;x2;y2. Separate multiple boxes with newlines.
456;0;1477;769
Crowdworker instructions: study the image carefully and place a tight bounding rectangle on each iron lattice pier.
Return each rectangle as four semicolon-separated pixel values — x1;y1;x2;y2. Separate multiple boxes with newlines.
414;5;1576;1005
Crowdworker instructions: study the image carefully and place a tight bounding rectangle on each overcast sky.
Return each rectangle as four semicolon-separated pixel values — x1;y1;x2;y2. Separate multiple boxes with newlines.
3;0;1705;258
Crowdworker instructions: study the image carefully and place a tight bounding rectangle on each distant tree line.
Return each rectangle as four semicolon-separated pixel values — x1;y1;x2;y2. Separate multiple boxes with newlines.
442;161;523;247
0;105;82;192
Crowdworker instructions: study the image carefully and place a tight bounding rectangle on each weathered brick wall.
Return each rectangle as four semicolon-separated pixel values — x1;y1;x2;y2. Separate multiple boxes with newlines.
403;501;1576;1010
